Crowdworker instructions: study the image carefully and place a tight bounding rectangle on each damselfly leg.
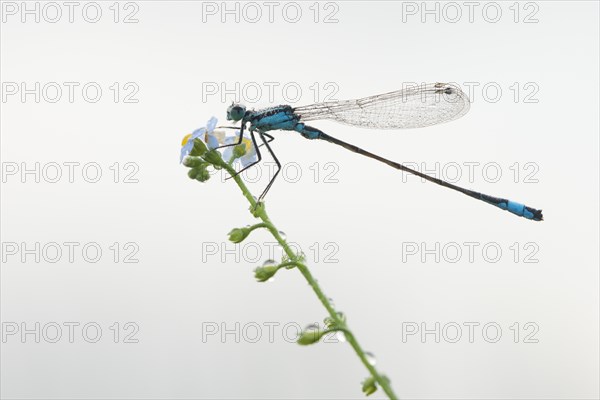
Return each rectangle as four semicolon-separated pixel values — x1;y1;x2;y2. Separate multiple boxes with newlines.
215;125;245;150
260;132;275;147
216;126;275;150
256;130;281;203
224;128;262;180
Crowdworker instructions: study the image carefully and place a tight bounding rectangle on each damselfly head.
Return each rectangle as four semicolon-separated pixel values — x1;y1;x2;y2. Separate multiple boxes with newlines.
227;103;246;122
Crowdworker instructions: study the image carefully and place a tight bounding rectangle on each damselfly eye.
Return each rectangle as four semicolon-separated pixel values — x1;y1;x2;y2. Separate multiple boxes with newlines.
227;103;246;122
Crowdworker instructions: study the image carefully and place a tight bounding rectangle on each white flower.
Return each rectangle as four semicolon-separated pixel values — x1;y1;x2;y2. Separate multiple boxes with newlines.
179;117;219;163
223;133;258;167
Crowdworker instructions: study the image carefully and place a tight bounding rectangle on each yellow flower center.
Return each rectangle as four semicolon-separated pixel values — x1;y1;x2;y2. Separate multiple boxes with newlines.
241;137;253;153
181;133;193;146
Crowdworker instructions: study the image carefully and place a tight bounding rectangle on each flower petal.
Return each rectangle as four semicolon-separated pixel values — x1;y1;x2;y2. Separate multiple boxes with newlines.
240;158;250;168
180;142;193;163
191;127;207;140
246;143;257;158
241;155;257;168
223;147;233;162
211;129;226;145
206;117;218;133
207;134;220;150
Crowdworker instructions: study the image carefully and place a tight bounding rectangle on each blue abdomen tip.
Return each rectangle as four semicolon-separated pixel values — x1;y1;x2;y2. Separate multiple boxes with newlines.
506;200;543;221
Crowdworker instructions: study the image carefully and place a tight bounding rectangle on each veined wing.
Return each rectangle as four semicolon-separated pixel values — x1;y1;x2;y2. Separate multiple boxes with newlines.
293;83;470;129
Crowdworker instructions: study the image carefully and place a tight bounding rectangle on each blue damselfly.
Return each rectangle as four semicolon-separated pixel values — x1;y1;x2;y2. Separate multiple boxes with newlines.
219;83;542;221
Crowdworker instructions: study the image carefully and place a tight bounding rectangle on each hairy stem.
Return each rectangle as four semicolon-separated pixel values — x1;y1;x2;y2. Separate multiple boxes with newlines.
222;161;398;400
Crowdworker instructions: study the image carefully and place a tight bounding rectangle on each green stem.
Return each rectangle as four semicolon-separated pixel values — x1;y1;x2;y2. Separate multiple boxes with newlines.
248;222;269;232
221;161;398;400
276;261;305;270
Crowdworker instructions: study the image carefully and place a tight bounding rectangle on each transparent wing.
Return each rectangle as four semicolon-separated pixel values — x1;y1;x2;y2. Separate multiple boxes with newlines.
293;83;470;129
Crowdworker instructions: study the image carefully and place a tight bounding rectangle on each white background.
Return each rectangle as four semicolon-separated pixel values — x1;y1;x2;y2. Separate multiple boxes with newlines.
1;1;599;399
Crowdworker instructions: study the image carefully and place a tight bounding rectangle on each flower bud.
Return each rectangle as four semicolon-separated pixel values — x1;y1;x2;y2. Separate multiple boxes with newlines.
195;166;211;182
296;328;327;346
254;265;279;282
232;143;247;160
203;149;223;165
189;138;208;157
187;169;198;179
183;157;204;168
228;227;250;244
361;376;377;396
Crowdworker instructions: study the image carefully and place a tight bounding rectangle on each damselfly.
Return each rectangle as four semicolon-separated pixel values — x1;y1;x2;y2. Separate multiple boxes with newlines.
219;82;543;221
